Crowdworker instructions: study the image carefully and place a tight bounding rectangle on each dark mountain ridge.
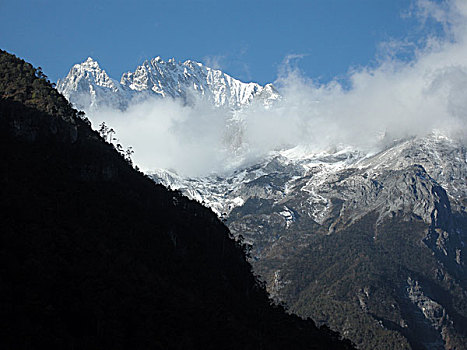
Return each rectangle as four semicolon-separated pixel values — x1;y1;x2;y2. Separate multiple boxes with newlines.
0;50;353;349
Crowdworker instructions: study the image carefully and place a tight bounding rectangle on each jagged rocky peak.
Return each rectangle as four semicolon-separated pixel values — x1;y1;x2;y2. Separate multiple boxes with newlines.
58;57;117;91
57;57;130;111
58;55;280;111
120;55;278;107
82;56;99;68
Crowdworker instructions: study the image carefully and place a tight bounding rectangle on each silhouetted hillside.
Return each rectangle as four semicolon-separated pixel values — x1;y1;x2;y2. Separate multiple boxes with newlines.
0;49;354;349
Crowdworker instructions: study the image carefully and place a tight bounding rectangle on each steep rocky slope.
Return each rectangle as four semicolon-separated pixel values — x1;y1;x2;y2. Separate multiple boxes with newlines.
152;135;467;350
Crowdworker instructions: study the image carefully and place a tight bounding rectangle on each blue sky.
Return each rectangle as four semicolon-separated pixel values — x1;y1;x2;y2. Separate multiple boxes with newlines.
0;0;441;85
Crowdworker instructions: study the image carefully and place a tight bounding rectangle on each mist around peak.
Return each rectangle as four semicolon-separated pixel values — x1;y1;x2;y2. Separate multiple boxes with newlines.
84;0;467;177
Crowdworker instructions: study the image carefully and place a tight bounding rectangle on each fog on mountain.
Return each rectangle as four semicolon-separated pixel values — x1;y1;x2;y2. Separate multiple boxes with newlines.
58;1;467;177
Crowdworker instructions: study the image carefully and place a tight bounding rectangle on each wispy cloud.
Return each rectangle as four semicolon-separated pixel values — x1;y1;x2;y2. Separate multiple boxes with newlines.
203;54;226;70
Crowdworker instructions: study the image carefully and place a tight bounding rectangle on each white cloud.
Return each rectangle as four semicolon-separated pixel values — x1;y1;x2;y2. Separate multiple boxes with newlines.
203;54;225;70
90;96;232;176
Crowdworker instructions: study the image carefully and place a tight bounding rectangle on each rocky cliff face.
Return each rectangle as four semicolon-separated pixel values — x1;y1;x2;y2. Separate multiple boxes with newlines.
151;134;467;350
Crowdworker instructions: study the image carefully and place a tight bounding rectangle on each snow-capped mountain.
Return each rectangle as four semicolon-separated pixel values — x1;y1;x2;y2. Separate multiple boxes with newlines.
57;57;134;111
150;132;466;240
150;133;467;350
120;56;279;108
57;56;280;112
59;55;467;350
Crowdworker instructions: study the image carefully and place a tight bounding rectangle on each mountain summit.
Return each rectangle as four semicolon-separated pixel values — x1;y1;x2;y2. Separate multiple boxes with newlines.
56;57;130;111
57;56;279;111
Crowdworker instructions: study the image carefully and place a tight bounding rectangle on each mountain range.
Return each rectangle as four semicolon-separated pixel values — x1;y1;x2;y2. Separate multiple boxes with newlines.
59;56;467;349
0;49;355;349
57;56;279;112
